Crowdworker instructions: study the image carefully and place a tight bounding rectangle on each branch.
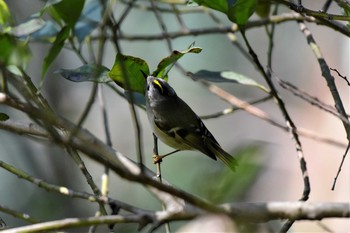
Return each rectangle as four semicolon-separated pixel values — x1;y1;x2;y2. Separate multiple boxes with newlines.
0;119;47;138
277;78;350;124
275;0;350;21
0;93;223;215
3;202;349;233
223;202;350;221
330;68;350;86
0;204;39;224
91;13;349;42
298;22;350;141
186;72;347;148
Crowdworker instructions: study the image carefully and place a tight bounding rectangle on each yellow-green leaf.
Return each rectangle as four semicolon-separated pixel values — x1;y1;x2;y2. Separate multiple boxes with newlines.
109;54;150;94
152;46;202;79
0;0;10;26
0;33;31;68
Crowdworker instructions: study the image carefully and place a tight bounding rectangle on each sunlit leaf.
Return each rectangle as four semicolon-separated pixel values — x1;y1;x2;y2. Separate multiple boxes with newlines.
40;26;70;87
192;70;268;92
0;0;10;26
55;64;111;83
109;54;150;94
0;33;31;68
152;46;202;79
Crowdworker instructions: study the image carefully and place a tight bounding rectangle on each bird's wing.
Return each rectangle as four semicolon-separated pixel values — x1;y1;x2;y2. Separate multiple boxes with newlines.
155;116;217;160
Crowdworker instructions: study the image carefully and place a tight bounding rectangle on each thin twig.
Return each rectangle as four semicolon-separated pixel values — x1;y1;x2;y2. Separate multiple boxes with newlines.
3;202;349;233
0;204;39;224
90;12;349;41
148;3;174;231
266;4;279;68
205;10;253;63
0;93;195;212
114;0;137;33
277;78;350;124
152;140;171;233
68;83;98;141
97;85;112;200
171;4;188;32
322;0;333;12
330;68;350;86
200;96;273;120
109;10;145;172
0;158;151;215
276;0;350;21
150;0;173;51
67;148;108;216
298;21;350;141
331;142;350;190
317;221;334;233
240;33;310;201
239;32;310;232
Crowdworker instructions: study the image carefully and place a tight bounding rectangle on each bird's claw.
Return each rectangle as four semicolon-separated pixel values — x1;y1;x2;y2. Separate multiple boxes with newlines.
152;154;163;164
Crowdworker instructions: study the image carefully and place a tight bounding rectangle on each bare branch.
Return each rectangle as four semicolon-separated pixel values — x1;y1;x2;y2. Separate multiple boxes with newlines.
298;21;350;141
332;143;350;190
3;202;349;233
277;78;350;124
330;68;350;86
0;204;39;224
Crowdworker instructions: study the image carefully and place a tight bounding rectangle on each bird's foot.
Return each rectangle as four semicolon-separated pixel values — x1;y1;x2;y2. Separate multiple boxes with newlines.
152;154;163;164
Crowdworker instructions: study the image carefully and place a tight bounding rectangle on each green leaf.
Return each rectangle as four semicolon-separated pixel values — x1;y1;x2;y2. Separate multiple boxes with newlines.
152;46;202;79
227;0;258;25
0;0;10;26
55;64;111;83
188;0;228;13
195;145;264;203
193;70;268;92
338;1;350;30
109;54;150;94
255;0;271;18
0;33;31;68
189;0;257;25
52;0;85;28
40;26;70;88
0;113;9;121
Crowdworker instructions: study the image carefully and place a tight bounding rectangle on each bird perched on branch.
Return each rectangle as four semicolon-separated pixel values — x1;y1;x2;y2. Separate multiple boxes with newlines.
145;76;237;171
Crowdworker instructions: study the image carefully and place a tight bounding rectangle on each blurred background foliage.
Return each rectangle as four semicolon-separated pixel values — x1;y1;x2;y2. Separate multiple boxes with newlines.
0;0;349;232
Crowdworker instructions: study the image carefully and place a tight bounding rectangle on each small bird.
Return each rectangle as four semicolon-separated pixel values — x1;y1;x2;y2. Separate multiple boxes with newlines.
145;76;237;171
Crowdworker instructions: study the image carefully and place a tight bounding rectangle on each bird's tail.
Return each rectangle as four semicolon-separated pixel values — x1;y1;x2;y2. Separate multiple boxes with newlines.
208;142;238;172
